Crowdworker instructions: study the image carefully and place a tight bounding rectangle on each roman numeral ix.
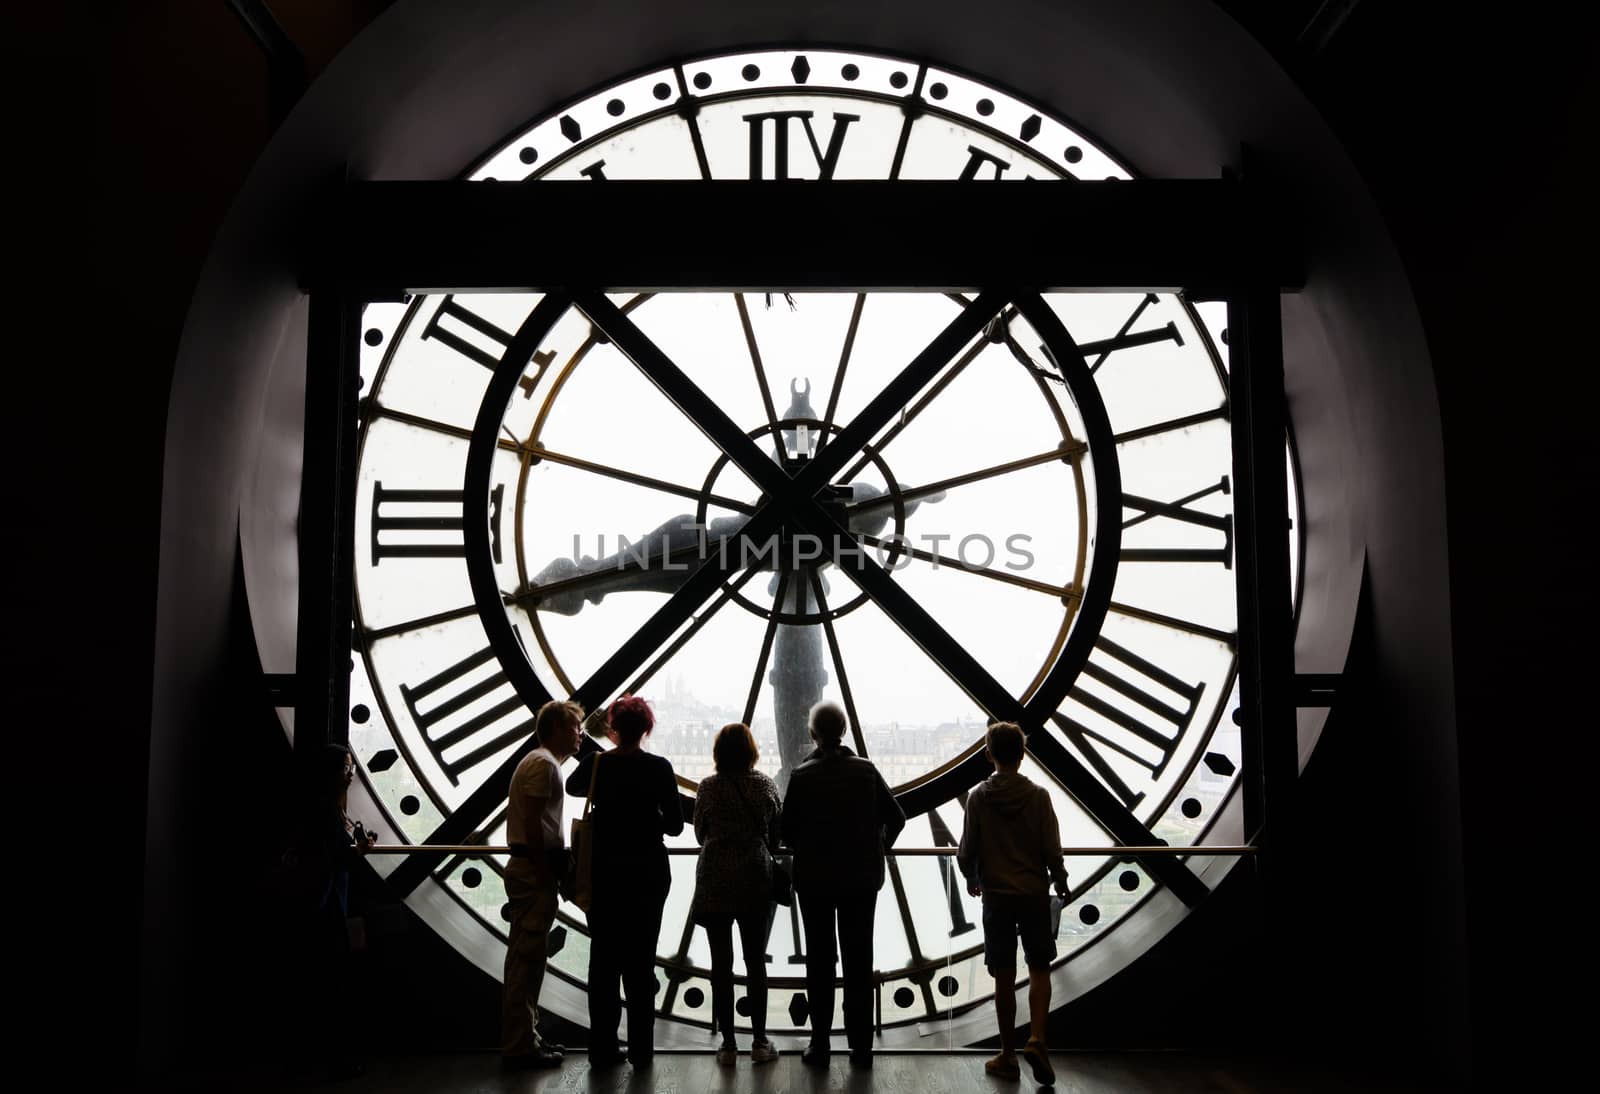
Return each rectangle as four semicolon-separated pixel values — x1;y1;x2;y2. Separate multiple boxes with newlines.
370;482;503;564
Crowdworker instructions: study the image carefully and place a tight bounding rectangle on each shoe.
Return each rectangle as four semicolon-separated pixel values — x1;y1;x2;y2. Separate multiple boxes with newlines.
627;1050;654;1068
984;1052;1020;1079
1021;1039;1055;1085
715;1042;739;1067
587;1047;625;1068
801;1042;831;1067
849;1050;873;1069
540;1041;566;1056
501;1048;562;1070
750;1038;780;1065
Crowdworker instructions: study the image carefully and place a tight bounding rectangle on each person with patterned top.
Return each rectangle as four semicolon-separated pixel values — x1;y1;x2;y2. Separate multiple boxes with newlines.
690;722;782;1066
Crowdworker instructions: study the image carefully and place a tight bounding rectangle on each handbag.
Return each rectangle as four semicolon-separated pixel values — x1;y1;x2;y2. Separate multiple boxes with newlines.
732;775;792;906
566;752;603;913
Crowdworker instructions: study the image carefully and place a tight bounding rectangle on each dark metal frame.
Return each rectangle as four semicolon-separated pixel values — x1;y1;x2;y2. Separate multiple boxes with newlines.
303;177;1298;926
294;292;360;779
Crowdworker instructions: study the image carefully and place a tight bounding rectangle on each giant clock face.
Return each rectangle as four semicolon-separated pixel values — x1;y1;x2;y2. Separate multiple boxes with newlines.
342;47;1301;1044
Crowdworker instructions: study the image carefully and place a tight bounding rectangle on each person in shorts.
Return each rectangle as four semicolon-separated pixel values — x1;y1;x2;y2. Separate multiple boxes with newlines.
957;721;1070;1084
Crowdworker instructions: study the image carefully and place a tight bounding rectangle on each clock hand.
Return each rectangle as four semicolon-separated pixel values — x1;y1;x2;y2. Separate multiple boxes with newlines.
515;511;749;615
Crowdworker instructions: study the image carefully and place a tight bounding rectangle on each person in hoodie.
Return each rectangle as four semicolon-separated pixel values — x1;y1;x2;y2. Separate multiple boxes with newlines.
957;721;1070;1085
781;700;905;1069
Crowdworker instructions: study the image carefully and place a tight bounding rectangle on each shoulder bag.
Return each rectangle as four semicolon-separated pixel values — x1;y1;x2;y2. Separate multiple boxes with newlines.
566;753;603;913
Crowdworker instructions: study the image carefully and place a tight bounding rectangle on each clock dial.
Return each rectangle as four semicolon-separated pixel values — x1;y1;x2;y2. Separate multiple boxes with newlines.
343;47;1295;1042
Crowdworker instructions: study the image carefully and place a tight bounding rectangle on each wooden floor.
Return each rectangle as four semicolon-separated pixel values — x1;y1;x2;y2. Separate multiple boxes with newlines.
187;1049;1455;1092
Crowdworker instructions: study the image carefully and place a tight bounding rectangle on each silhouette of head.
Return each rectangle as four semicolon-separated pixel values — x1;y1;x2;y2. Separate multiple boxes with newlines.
608;693;655;746
809;700;847;747
714;722;760;774
985;721;1025;771
534;699;584;756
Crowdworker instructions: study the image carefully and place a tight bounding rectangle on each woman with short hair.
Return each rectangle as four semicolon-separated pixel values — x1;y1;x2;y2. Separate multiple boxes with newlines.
564;694;684;1068
690;722;782;1066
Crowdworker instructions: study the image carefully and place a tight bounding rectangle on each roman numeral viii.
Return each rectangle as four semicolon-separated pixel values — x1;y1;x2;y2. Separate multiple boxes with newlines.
370;482;503;564
400;645;535;785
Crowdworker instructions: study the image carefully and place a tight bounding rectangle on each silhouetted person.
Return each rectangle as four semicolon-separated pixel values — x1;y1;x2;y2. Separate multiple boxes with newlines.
957;721;1069;1085
690;722;782;1066
781;701;905;1068
501;699;583;1070
565;694;683;1068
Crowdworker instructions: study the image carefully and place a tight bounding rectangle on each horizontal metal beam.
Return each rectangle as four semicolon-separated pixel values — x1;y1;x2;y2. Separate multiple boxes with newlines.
364;844;1256;856
319;180;1301;296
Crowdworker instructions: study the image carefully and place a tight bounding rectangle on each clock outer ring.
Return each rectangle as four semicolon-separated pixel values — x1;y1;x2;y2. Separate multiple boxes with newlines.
463;287;1122;819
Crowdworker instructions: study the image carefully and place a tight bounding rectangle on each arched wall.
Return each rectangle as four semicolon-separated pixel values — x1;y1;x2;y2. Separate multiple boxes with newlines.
147;0;1464;1073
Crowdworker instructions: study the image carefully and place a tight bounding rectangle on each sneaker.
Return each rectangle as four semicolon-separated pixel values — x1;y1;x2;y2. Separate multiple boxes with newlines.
984;1052;1020;1080
1021;1039;1055;1085
801;1042;831;1067
751;1038;780;1065
715;1042;739;1067
849;1050;873;1069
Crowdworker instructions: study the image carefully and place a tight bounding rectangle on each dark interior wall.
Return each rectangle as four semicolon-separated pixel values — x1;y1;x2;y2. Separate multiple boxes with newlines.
1296;10;1591;1085
52;0;1583;1086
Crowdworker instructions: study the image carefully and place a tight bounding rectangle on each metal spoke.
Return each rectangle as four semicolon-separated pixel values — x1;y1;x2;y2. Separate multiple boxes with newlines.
806;568;870;757
836;313;1000;484
573;290;790;498
671;64;713;180
623;568;764;698
368;403;524;452
743;568;791;726
800;291;1009;489
819;292;866;449
364;602;480;643
735;292;782;455
885;63;926;182
843;443;1085;515
367;405;755;515
528;445;757;514
1106;600;1238;646
1114;405;1229;446
854;533;1081;600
